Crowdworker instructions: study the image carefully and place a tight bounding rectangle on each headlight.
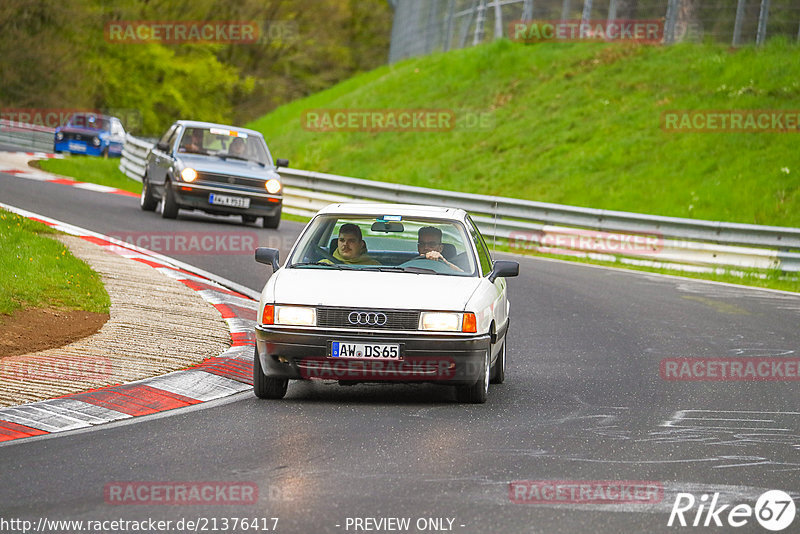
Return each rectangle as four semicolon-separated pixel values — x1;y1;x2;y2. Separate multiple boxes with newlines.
419;312;477;332
92;136;101;146
274;305;316;326
55;132;64;141
265;179;281;194
180;168;197;182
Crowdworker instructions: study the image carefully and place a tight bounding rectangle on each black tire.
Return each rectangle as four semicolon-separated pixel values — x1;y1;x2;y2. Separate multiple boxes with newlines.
253;346;288;399
456;348;489;404
490;342;506;384
242;215;257;224
140;176;157;211
161;179;179;219
262;206;281;229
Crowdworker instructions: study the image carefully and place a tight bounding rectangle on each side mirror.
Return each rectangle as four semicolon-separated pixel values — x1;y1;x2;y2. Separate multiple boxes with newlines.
488;260;519;283
156;141;169;152
255;247;280;272
275;158;289;168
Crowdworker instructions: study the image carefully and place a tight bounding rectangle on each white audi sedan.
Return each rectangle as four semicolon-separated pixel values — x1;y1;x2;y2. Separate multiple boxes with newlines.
253;203;518;403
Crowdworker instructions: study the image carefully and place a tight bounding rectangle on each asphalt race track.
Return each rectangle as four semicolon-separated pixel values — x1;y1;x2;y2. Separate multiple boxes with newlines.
1;166;799;533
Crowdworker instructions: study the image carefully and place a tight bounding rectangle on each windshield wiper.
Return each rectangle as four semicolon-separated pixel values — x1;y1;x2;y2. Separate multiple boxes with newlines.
399;266;439;274
217;154;250;161
290;261;354;270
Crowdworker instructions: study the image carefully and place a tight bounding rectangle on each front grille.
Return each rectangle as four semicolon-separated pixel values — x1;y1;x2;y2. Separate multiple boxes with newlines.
198;172;264;188
64;132;91;142
317;307;419;330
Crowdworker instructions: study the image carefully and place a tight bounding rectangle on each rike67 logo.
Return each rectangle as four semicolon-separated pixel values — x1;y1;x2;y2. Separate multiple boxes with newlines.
668;490;796;531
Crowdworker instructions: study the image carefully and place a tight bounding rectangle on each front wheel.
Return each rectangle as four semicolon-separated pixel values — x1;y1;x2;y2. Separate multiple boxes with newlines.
161;180;178;219
490;342;506;384
253;346;288;399
140;176;157;211
262;206;281;229
456;348;489;404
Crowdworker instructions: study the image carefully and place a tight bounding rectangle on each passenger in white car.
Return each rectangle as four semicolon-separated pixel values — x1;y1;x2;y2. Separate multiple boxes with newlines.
331;223;380;265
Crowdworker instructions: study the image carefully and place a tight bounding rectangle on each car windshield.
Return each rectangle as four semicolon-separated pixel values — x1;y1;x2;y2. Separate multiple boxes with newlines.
176;126;272;165
68;114;110;130
287;215;478;276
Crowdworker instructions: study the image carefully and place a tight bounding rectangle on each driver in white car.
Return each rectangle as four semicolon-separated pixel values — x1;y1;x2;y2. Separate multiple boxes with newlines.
417;226;463;272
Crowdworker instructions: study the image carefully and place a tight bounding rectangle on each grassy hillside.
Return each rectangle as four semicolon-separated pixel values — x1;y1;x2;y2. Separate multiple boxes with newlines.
248;38;800;227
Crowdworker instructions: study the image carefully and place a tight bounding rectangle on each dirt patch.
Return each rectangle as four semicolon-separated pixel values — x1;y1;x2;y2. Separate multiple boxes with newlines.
0;308;109;357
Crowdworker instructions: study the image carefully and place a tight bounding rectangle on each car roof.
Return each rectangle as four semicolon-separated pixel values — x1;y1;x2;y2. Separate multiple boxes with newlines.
316;203;469;221
175;120;264;138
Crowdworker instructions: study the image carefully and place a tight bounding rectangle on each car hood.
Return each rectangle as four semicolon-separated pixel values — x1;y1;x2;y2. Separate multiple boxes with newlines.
268;268;481;311
177;154;279;180
56;126;107;135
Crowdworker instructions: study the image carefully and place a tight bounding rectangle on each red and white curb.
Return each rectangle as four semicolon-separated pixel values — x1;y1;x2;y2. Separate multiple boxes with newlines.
0;152;138;198
0;204;260;444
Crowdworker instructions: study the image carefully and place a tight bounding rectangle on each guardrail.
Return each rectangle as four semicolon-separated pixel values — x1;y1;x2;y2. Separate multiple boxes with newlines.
117;135;800;274
0;119;54;152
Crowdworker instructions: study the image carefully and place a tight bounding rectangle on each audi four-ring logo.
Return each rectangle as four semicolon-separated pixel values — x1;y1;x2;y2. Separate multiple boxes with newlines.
348;311;388;326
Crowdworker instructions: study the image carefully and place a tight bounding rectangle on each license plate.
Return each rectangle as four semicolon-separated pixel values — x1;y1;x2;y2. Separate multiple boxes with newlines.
68;142;86;152
209;193;250;209
331;342;401;360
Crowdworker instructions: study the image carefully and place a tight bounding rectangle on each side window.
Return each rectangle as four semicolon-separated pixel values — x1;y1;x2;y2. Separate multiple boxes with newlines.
467;217;492;276
159;125;177;148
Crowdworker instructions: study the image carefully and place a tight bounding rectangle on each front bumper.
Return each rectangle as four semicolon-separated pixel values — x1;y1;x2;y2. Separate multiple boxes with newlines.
171;181;282;217
54;140;103;156
255;326;490;385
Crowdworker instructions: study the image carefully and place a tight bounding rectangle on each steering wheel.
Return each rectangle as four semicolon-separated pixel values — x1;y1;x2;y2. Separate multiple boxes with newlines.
398;257;453;273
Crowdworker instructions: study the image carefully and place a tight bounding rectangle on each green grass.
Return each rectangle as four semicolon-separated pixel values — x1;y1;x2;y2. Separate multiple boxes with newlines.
248;37;800;227
34;156;141;194
0;209;110;316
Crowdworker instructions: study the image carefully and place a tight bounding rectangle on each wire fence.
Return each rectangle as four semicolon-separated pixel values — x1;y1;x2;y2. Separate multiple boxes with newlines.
388;0;800;62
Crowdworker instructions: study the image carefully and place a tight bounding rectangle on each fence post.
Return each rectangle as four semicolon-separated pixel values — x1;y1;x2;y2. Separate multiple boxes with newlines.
522;0;534;21
425;0;441;54
732;0;746;46
581;0;593;25
473;0;487;45
756;0;770;45
561;0;571;21
443;0;456;51
607;0;617;23
493;0;503;39
663;0;679;44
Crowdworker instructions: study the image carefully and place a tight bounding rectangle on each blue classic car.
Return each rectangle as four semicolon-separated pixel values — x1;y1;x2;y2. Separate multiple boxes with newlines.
141;120;288;228
54;114;126;157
